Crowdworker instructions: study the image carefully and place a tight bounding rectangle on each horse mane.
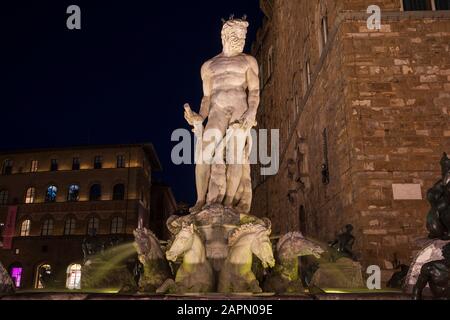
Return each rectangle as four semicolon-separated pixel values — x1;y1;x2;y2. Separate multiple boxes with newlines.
276;232;304;253
178;223;205;242
229;223;268;247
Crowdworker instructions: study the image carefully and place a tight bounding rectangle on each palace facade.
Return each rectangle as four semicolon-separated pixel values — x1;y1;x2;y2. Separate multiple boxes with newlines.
251;0;450;282
0;143;176;290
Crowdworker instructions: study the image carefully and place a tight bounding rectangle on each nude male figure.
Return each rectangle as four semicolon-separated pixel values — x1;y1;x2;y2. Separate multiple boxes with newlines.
185;17;260;213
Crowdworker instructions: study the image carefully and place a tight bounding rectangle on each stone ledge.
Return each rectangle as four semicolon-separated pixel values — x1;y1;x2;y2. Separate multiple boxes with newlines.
0;292;411;301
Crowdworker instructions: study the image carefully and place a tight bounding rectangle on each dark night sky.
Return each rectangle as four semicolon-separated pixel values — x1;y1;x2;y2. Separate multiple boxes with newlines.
0;1;263;205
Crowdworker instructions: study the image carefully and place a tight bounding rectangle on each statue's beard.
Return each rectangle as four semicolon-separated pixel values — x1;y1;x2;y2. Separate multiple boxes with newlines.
223;37;245;54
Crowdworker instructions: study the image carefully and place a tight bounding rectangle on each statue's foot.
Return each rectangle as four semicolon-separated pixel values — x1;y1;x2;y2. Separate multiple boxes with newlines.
189;202;206;214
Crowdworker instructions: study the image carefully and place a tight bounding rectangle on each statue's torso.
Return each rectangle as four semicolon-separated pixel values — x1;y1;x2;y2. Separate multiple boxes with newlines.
206;54;251;94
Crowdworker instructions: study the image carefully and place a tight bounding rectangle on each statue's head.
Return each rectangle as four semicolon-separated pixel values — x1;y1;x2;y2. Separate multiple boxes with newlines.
221;15;249;56
277;232;325;260
345;224;354;233
440;153;450;185
442;243;450;261
230;223;275;269
166;224;197;263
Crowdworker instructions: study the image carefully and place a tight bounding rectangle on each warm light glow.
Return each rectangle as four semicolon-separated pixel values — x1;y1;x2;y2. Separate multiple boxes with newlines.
66;264;82;290
20;220;31;237
25;187;36;204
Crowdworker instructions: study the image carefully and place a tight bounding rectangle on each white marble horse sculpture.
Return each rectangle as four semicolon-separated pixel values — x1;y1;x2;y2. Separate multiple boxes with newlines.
157;224;214;294
264;232;325;294
218;222;275;293
133;228;172;292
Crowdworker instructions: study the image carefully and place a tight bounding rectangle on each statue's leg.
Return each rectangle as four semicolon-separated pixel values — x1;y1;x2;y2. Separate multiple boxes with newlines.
202;107;231;206
224;109;248;208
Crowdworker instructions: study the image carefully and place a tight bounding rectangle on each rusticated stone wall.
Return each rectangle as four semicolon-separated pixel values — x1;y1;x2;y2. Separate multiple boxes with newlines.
251;0;450;280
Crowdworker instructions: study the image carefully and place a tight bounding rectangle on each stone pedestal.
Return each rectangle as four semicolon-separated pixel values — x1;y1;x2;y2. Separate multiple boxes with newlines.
404;239;450;294
168;205;241;272
310;258;365;289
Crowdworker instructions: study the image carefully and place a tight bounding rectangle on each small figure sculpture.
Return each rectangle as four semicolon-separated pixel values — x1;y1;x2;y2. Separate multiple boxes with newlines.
0;262;15;294
184;16;260;214
157;224;214;294
329;224;356;261
413;243;450;300
264;232;324;294
133;228;172;293
426;153;450;240
218;223;275;293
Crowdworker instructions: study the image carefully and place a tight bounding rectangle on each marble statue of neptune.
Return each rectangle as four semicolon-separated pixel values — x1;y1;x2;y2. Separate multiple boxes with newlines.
185;17;260;214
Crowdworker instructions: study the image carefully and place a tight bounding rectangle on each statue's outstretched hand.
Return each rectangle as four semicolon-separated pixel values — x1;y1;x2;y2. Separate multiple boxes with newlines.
184;103;204;127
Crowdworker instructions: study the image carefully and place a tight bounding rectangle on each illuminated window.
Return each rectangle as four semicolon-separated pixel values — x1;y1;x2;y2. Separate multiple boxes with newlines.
113;184;125;200
0;190;9;205
87;216;99;234
66;264;82;290
30;160;38;173
94;156;103;169
41;219;54;236
36;264;52;289
117;155;126;168
111;217;124;234
45;185;58;202
72;157;80;171
10;266;23;288
50;159;58;172
89;184;102;201
25;187;36;204
2;159;13;175
67;184;80;202
64;218;76;235
20;220;31;237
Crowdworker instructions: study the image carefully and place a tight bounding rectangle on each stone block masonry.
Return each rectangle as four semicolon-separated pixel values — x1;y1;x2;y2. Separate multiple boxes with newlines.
251;0;450;278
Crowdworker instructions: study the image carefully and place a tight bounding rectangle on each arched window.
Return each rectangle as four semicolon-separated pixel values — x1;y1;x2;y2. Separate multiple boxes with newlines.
45;185;58;203
9;263;23;288
64;217;76;235
110;217;124;234
36;264;52;289
66;264;82;290
25;187;36;204
41;219;54;236
89;184;102;201
86;216;99;235
0;190;9;205
67;184;80;202
2;159;13;175
112;184;125;201
20;220;31;237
